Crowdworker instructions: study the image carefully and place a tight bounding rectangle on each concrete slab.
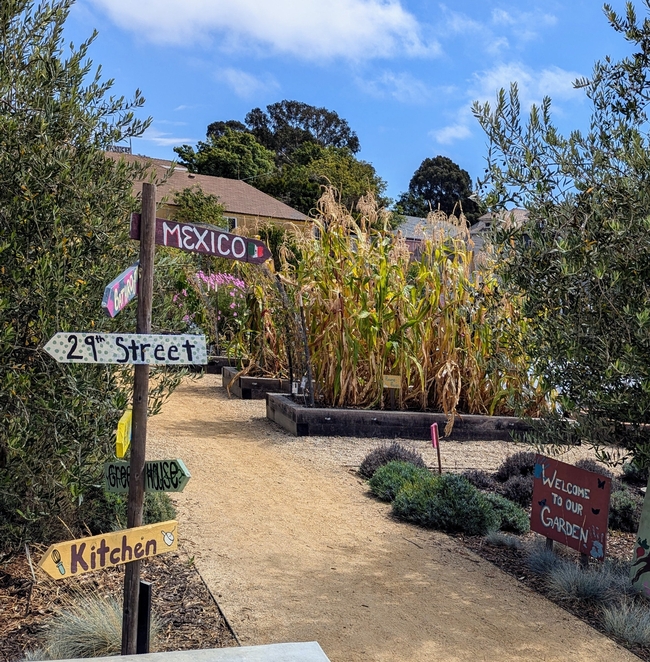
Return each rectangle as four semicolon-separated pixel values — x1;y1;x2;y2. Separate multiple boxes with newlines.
55;643;330;662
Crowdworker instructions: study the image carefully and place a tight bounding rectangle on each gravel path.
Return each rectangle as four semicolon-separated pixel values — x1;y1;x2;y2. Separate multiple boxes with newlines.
147;374;636;662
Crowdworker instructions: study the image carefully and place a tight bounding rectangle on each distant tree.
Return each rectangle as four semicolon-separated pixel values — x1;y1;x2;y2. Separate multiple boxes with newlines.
258;143;387;216
397;156;479;221
245;100;360;160
174;128;275;181
172;186;225;227
206;120;248;139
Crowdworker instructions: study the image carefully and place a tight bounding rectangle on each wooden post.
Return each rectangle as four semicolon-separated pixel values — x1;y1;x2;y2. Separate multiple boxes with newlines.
136;581;152;654
545;537;554;552
122;183;156;655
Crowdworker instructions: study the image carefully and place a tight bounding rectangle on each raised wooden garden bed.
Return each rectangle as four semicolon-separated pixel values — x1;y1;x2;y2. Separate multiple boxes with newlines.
222;366;291;400
265;392;532;441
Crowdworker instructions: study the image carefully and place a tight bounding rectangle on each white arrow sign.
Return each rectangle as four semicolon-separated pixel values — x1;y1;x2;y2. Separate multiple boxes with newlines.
44;333;207;365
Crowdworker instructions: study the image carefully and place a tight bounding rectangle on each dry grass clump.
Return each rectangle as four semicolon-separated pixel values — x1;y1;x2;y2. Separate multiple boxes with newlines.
24;590;159;660
602;600;650;646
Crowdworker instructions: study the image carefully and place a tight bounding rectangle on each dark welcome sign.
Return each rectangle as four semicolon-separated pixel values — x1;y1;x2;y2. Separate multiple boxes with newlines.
130;214;271;264
531;455;611;560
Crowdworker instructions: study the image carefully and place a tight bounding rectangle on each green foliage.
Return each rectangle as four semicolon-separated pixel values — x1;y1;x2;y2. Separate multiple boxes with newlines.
258;143;388;217
397;156;479;222
484;493;530;534
174;128;275;181
0;0;184;551
609;489;643;532
368;461;432;502
358;443;427;479
622;461;649;486
172;185;225;227
392;473;499;535
245;100;360;158
473;4;650;463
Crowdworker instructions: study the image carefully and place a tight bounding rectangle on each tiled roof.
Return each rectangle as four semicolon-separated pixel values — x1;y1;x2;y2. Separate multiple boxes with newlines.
105;152;308;223
394;215;464;240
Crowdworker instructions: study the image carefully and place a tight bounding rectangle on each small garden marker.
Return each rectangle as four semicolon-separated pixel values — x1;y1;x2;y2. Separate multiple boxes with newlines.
430;423;442;474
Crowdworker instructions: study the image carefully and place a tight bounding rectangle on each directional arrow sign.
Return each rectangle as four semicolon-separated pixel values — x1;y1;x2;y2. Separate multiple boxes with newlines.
130;213;271;264
38;520;178;580
104;459;191;493
102;262;138;318
44;332;207;364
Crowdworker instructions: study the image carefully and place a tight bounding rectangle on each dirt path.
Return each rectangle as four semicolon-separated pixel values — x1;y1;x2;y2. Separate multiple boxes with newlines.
148;375;637;662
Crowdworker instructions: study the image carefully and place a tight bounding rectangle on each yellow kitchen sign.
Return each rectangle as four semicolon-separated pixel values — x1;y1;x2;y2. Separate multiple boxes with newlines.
38;520;178;580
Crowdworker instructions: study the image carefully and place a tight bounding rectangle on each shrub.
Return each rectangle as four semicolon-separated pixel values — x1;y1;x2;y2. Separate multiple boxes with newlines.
494;452;536;482
484;530;523;549
358;443;426;479
369;461;432;502
574;458;614;479
461;469;499;492
526;543;561;577
546;561;616;603
498;474;534;508
609;489;643;532
602;600;650;646
484;493;530;534
622;461;649;486
393;473;498;536
391;474;441;526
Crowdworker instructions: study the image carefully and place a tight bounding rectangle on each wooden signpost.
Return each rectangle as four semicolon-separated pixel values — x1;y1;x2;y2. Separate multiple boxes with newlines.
531;455;611;561
383;374;400;409
104;459;191;493
130;213;272;264
44;332;207;365
102;262;139;318
116;409;132;459
43;183;270;655
38;521;178;580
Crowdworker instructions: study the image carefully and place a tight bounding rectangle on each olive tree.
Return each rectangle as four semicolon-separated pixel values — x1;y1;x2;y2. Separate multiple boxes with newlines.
0;0;184;549
472;2;650;466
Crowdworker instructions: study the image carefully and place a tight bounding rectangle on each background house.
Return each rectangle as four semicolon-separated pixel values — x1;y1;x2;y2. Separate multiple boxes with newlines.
106;152;309;233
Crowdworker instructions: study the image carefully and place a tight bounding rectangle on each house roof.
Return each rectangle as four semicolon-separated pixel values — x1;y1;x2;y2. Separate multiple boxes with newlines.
475;208;528;232
394;215;464;240
105;152;309;223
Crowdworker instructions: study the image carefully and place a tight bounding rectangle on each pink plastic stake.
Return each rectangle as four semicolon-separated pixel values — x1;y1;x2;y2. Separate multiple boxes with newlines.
431;423;442;475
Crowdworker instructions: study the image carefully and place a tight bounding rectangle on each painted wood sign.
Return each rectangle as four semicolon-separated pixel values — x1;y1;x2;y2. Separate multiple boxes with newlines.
38;520;178;580
130;213;271;264
531;455;611;560
104;459;191;493
44;333;207;365
102;262;139;318
116;409;132;458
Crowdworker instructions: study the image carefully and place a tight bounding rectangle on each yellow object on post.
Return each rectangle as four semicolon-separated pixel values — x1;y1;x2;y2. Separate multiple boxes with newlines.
116;409;132;458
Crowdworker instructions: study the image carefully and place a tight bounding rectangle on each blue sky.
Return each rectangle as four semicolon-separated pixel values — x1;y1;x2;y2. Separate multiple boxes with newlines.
65;0;633;201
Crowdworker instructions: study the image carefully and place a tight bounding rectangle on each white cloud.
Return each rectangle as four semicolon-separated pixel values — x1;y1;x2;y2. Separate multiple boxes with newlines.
430;62;582;145
215;68;279;99
89;0;439;61
430;122;472;144
470;62;580;107
358;71;431;104
140;127;197;147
